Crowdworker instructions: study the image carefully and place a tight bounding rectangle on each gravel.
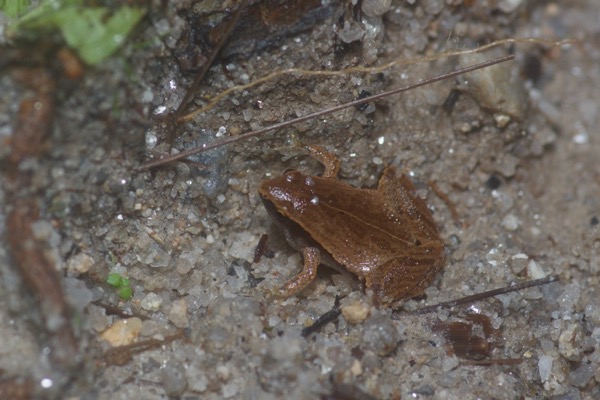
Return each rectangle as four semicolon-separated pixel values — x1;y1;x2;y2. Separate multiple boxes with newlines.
1;1;599;399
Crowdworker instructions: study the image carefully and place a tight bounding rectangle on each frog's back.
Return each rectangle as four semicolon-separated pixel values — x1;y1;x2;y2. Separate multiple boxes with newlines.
270;169;441;279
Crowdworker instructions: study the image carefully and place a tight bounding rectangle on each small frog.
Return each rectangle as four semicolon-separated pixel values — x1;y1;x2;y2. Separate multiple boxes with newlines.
259;146;444;305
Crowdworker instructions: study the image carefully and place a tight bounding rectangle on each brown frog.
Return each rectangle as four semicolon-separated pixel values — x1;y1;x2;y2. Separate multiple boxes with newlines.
259;146;445;305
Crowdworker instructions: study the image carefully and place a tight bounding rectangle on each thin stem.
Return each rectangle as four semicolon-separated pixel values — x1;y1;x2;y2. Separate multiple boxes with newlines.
397;275;558;317
138;54;515;171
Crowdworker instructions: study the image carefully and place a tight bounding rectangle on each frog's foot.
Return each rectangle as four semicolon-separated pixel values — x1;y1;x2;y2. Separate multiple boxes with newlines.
279;247;321;298
304;145;340;179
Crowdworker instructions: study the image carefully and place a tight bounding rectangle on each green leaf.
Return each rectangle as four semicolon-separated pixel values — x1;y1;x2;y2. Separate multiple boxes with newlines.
106;273;123;287
10;0;144;65
0;0;31;18
117;286;133;300
58;6;144;65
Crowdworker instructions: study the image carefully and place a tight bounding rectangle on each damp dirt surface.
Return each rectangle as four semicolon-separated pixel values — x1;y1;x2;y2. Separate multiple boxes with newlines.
1;1;599;399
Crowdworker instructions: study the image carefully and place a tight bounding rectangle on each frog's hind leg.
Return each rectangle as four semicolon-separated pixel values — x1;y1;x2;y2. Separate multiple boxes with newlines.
365;250;443;305
279;247;321;298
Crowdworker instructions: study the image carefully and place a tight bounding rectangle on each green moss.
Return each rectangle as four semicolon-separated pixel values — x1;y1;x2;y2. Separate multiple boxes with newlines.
106;272;124;287
117;286;133;301
107;272;133;300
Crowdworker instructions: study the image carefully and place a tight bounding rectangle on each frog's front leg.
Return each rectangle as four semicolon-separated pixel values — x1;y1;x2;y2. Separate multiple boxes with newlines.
304;145;340;178
280;247;321;298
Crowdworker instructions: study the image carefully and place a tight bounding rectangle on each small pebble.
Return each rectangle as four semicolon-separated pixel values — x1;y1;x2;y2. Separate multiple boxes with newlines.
527;259;547;279
350;359;363;376
362;314;399;356
494;114;511;128
559;323;582;361
497;0;523;13
66;252;95;276
509;253;528;274
341;301;370;324
161;361;187;397
538;355;553;382
186;366;208;392
569;363;595;388
501;214;521;231
442;355;459;372
168;298;189;328
100;317;142;347
222;382;239;398
362;0;392;17
141;292;163;311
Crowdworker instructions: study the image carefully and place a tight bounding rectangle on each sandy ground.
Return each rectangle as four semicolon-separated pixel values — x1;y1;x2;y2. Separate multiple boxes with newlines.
1;1;599;399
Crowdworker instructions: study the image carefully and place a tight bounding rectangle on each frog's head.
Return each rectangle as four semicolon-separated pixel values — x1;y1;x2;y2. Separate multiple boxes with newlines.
259;170;319;218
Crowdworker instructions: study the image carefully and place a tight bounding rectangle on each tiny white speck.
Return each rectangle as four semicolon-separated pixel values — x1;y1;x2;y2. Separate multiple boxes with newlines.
305;177;314;186
120;179;127;185
169;79;177;90
310;196;319;205
145;131;157;148
377;136;385;145
142;89;154;103
573;133;588;144
117;214;124;221
216;126;226;137
41;378;53;389
572;122;588;144
154;105;167;115
468;305;481;314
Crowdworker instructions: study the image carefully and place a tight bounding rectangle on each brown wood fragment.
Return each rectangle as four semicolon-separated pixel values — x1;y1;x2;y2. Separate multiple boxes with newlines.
6;202;79;369
7;68;55;168
0;377;33;400
103;330;186;366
